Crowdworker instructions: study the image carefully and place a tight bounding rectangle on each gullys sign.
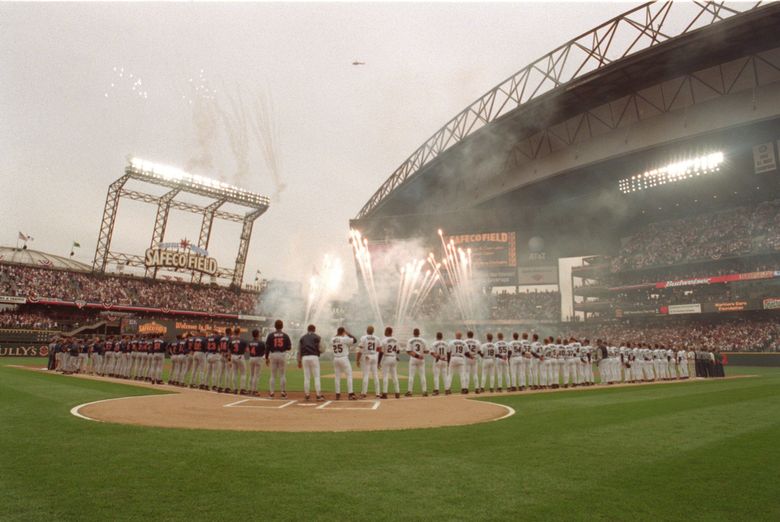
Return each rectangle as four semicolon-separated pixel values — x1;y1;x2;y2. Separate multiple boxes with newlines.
145;239;218;276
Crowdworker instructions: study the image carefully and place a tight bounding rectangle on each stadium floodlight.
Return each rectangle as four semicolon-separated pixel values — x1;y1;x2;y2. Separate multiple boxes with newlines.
94;157;270;287
619;151;723;194
127;157;268;207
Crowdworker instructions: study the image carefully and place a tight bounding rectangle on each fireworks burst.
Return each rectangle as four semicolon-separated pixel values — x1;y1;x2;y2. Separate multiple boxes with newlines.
104;66;148;100
304;254;344;327
428;229;479;326
349;229;383;326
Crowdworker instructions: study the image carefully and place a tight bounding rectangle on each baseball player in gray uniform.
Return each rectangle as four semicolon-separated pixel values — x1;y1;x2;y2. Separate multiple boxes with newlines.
265;320;292;398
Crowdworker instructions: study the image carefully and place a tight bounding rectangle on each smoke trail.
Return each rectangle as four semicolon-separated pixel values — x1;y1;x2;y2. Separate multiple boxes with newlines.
185;73;220;174
218;84;251;186
250;87;286;202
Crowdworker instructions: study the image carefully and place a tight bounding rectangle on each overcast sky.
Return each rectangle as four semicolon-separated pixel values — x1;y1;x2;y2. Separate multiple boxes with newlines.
0;1;630;289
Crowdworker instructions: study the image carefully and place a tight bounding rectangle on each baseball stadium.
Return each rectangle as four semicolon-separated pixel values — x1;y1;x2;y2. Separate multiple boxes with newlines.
3;2;780;521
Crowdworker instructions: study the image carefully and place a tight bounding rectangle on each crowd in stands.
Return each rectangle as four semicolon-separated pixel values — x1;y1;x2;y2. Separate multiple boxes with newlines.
0;264;259;314
0;311;60;330
611;198;780;272
397;289;561;322
490;290;560;321
565;316;780;352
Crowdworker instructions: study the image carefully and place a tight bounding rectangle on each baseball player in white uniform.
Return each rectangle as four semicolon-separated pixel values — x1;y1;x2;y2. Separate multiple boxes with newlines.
666;346;676;379
508;332;524;391
562;339;576;387
543;338;557;388
494;332;510;392
581;340;595;385
379;327;401;399
480;333;497;392
687;347;696;379
430;332;449;396
674;350;688;379
465;331;481;393
530;334;544;388
357;326;381;399
405;328;428;397
446;332;470;394
331;327;358;400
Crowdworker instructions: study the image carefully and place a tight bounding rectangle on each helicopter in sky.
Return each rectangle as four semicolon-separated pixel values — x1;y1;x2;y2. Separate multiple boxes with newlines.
352;60;366;66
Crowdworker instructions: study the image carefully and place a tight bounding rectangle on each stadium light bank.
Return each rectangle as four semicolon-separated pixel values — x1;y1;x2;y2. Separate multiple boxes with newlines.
618;151;724;194
127;157;267;206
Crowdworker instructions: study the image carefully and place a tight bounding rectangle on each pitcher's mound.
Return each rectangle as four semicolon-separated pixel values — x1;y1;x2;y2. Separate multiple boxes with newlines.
73;386;513;432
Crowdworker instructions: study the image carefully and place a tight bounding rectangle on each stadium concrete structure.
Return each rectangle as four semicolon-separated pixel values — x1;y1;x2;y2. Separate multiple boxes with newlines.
350;2;780;323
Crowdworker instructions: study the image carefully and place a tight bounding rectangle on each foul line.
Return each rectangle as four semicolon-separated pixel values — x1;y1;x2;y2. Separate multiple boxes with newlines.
489;403;516;422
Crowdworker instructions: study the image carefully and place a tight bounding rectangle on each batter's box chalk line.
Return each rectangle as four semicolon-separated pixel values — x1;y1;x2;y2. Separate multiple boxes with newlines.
318;400;381;411
223;398;297;409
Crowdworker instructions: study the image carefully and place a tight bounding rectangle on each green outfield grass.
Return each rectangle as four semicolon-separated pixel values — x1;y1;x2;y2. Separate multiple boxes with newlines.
1;358;778;521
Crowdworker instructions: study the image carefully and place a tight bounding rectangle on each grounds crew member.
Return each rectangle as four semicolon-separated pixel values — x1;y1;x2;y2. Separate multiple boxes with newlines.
298;324;324;401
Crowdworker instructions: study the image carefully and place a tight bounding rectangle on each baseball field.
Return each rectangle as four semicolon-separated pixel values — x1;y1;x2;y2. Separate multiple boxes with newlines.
2;358;779;521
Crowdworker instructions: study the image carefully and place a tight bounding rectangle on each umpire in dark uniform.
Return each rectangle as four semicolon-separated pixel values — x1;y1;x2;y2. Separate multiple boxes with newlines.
47;337;58;370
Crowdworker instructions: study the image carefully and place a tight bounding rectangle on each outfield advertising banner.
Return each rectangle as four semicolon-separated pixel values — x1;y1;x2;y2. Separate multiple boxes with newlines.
517;265;559;285
753;142;777;174
655;271;777;289
0;343;49;357
615;308;660;318
710;300;750;312
0;295;26;305
122;318;238;338
763;297;780;310
664;303;702;315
